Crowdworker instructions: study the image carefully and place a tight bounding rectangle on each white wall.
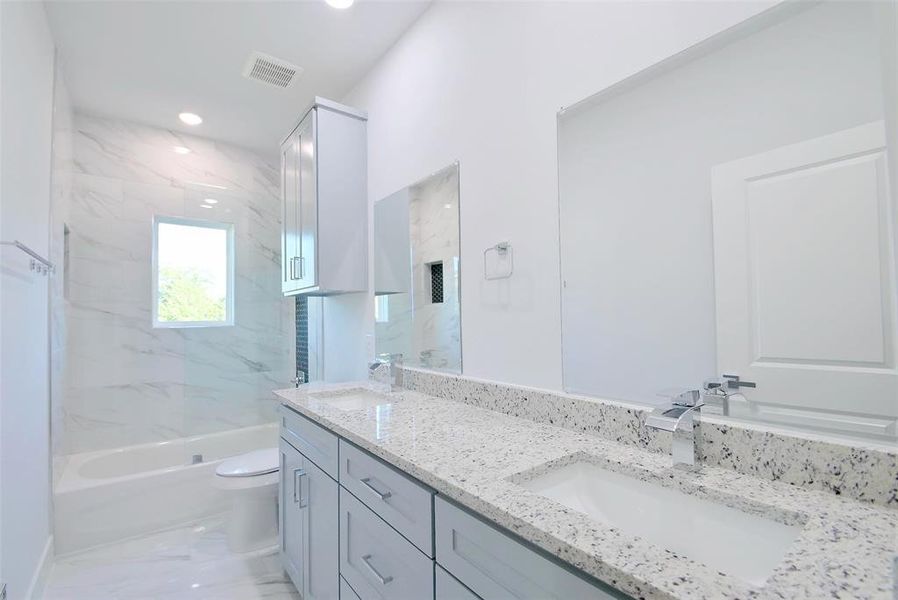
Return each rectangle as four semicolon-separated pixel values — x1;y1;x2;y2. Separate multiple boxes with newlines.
0;1;56;596
345;0;776;390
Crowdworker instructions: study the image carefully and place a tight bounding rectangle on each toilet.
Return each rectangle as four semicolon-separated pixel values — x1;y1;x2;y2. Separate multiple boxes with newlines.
214;447;280;553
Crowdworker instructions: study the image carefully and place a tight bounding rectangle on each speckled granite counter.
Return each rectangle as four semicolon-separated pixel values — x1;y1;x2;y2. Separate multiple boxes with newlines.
275;383;897;600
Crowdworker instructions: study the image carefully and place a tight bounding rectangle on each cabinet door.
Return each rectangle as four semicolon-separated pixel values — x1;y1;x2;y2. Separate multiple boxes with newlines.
435;497;621;600
281;129;302;295
436;566;480;600
302;456;339;600
340;488;434;600
296;109;318;290
279;438;305;590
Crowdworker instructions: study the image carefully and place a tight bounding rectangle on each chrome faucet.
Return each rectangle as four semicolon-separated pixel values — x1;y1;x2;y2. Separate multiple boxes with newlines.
646;374;757;469
645;389;704;470
368;353;403;392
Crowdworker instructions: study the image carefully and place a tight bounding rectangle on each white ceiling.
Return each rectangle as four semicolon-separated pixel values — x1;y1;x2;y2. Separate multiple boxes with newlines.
45;0;431;156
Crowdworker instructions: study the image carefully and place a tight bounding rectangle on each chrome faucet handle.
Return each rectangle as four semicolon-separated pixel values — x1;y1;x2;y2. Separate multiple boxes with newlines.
369;354;404;391
657;388;702;407
702;377;726;393
376;353;403;364
722;373;756;390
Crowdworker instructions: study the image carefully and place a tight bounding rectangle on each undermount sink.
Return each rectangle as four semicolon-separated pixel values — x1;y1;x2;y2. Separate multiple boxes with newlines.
520;460;802;586
310;388;393;412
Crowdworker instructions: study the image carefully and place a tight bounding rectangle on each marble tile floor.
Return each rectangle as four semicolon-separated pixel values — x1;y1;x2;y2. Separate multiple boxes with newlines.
42;517;300;600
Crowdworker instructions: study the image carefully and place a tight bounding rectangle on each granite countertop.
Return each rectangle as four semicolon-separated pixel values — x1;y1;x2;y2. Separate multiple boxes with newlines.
274;383;897;600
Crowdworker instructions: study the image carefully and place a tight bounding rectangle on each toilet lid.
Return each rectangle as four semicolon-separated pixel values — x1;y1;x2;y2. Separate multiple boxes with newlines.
216;448;279;477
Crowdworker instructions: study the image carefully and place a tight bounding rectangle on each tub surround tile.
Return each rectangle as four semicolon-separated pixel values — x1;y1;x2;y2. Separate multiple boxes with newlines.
59;113;294;457
399;367;898;508
276;383;896;600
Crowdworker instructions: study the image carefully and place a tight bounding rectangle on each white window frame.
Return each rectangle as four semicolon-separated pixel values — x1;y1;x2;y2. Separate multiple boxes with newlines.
152;215;236;328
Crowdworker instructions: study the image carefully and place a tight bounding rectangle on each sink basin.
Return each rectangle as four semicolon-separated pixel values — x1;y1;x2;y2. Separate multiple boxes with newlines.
310;388;393;412
520;461;801;586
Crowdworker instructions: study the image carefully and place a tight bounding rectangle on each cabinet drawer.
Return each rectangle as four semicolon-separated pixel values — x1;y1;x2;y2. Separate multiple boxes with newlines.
280;405;338;479
340;488;434;600
340;576;362;600
339;440;434;556
436;566;480;600
435;497;621;600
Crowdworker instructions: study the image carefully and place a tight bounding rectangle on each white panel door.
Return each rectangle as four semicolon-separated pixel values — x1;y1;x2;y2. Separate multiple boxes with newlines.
712;121;897;438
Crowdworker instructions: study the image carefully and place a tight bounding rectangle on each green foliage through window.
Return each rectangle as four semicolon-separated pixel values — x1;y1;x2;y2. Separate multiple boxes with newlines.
157;266;226;322
154;218;232;326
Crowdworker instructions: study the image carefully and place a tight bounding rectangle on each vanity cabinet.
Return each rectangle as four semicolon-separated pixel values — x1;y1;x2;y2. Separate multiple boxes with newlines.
340;488;434;600
340;440;434;556
279;404;626;600
434;497;619;600
436;566;481;600
281;97;367;296
279;436;339;598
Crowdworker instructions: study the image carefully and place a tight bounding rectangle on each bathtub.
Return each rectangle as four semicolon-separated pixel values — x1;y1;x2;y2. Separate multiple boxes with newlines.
54;423;278;556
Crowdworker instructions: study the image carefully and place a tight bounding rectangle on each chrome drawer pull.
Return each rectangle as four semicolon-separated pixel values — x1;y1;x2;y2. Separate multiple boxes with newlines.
293;468;307;507
360;477;392;501
361;554;393;585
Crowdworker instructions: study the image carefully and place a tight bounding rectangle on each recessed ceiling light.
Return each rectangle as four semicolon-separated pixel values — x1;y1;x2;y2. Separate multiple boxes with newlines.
178;112;203;126
325;0;353;9
200;204;213;209
172;146;191;154
204;198;219;205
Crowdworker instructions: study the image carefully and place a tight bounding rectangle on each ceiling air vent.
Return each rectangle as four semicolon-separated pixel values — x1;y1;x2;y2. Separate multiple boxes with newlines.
242;51;302;89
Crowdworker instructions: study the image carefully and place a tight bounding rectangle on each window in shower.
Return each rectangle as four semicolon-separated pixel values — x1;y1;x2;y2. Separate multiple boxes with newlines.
152;216;235;328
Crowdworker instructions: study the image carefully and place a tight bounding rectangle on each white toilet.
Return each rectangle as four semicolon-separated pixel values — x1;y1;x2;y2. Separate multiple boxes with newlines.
214;447;280;553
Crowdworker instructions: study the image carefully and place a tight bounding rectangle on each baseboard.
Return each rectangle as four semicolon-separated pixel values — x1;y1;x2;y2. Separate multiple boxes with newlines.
26;535;53;600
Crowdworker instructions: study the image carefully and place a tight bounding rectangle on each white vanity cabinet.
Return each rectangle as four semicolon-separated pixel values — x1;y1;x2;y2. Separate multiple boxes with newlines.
434;497;621;600
279;405;628;600
281;97;367;296
279;435;340;598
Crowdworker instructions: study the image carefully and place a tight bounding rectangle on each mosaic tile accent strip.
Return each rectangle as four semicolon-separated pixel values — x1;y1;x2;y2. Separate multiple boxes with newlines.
295;295;308;382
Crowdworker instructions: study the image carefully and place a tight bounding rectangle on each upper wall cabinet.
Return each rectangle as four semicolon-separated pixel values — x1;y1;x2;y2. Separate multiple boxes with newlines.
281;97;367;296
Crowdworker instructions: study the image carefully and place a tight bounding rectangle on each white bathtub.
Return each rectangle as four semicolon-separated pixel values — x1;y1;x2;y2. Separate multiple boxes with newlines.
54;423;278;556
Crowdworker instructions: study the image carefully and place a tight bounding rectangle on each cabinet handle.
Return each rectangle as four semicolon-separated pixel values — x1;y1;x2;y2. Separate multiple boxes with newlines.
359;477;392;501
289;256;296;281
297;256;305;279
293;468;307;506
361;554;393;585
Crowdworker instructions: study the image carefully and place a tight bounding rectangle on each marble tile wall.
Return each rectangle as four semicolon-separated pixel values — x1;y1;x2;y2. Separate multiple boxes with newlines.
58;114;294;455
375;165;461;371
399;366;898;507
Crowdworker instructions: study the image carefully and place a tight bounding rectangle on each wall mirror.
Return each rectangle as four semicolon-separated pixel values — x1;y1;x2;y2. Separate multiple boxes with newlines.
558;1;897;444
373;163;461;372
